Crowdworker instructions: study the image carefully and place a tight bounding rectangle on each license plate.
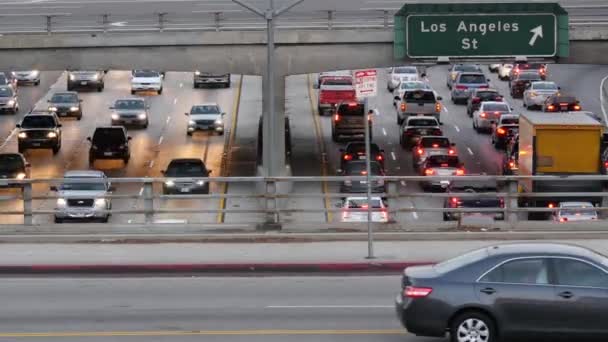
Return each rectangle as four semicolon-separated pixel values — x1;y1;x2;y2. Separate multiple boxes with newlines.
80;81;87;85
104;152;113;156
429;151;441;155
358;156;366;160
560;106;568;111
419;130;427;135
360;181;368;184
199;126;209;130
31;142;41;146
180;188;190;193
440;180;450;185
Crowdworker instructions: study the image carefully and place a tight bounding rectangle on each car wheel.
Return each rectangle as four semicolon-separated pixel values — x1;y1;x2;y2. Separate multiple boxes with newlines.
331;130;338;142
97;86;103;92
158;88;163;95
450;311;497;342
100;215;109;223
318;106;324;116
218;130;224;136
397;116;403;125
131;90;136;95
123;157;130;165
187;131;193;136
451;97;455;104
52;145;60;155
54;217;63;224
77;114;82;121
225;82;231;88
443;212;450;221
143;122;148;129
18;144;25;153
34;80;40;86
194;83;199;89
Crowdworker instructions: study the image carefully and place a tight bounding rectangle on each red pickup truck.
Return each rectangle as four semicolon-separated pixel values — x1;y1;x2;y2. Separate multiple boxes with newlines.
318;76;357;116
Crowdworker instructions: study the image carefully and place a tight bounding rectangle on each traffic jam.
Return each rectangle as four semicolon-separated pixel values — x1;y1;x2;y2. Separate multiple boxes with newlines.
317;60;605;224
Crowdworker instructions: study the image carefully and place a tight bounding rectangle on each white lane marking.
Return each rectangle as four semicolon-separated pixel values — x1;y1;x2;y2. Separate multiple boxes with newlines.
382;128;387;136
139;187;144;196
265;305;393;309
400;180;406;186
600;74;608;126
467;147;474;156
443;106;449;113
179;83;184;88
390;151;396;160
128;219;132;224
454;125;460;132
166;116;171;124
0;129;17;150
158;136;164;145
412;210;419;220
173;98;178;105
149;160;155;168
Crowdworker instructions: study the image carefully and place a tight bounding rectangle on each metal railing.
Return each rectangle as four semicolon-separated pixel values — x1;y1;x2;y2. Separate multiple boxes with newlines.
1;175;607;229
0;10;607;35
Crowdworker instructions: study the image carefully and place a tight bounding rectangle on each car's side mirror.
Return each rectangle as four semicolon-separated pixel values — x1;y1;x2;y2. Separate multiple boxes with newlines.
394;96;400;101
380;149;385;152
109;107;114;110
146;106;151;110
160;170;166;175
557;86;561;90
208;170;213;174
127;136;132;141
86;137;92;142
47;100;51;103
184;112;189;116
15;124;20;128
451;143;456;146
79;99;83;102
57;124;62;127
487;78;491;82
335;203;342;208
437;96;443;101
221;112;226;116
50;186;57;191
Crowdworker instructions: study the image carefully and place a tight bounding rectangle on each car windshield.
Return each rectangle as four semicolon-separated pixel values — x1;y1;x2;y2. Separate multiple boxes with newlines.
459;74;486;84
60;179;106;191
21;116;55;128
337;103;364;116
501;118;519;125
346;143;380;154
394;67;417;74
454;65;480;72
533;82;558;90
133;71;159;78
322;78;352;86
0;88;13;97
346;198;382;209
166;162;207;177
476;91;498;99
404;90;435;103
51;93;78;103
191;105;220;115
344;162;382;175
519;73;541;80
426;155;460;168
407;119;437;127
434;247;488;274
483;103;510;112
0;155;23;171
421;138;450;148
92;129;126;144
114;100;145;110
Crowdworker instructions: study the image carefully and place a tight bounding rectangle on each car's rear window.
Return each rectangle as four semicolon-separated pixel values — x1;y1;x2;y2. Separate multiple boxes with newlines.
134;71;160;78
450;180;498;192
458;74;486;84
394;67;417;74
346;198;382;209
191;105;220;114
421;138;450;148
455;65;480;72
346;143;380;154
426;155;460;167
517;63;544;70
404;90;435;103
93;129;125;143
501;118;519;125
555;96;577;103
434;247;489;274
533;82;557;90
483;103;510;112
337;103;364;116
21;116;55;128
407;119;437;127
344;162;382;175
518;72;541;80
401;82;428;90
322;78;353;86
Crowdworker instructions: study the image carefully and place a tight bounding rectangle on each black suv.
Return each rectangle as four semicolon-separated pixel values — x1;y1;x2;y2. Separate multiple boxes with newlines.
16;111;62;154
47;92;83;120
443;178;504;221
338;160;386;194
0;153;29;188
161;158;211;194
87;126;131;166
509;71;542;98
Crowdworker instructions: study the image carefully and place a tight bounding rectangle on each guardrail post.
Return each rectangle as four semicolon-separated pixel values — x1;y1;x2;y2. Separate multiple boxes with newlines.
23;183;33;225
383;10;389;29
327;11;333;30
387;180;398;222
102;14;109;33
215;12;221;32
260;178;281;229
143;180;154;224
158;12;167;32
506;180;519;224
46;16;53;34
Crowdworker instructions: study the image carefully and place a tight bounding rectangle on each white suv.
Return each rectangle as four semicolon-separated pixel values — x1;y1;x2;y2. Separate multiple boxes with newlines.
131;70;163;95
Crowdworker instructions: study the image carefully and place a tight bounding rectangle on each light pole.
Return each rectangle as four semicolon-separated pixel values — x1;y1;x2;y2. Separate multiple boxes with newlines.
365;108;374;259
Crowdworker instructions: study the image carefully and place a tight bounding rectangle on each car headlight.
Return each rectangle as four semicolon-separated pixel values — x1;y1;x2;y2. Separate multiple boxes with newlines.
92;74;99;80
15;173;26;180
111;114;119;120
195;71;201;75
165;180;175;187
70;106;79;112
138;113;147;120
188;120;195;126
11;71;16;76
7;100;15;106
214;119;223;125
31;70;39;76
49;106;58;112
94;198;106;206
196;180;205;186
47;132;57;138
18;132;27;139
57;198;67;206
69;74;75;81
91;145;98;150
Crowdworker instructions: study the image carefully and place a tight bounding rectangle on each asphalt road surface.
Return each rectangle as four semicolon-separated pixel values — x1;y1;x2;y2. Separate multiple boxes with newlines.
0;275;452;342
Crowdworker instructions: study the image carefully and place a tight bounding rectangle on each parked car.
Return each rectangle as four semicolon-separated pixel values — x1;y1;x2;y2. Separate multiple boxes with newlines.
394;88;442;125
11;70;40;85
193;71;230;88
131;70;163;95
443;178;504;221
51;170;113;223
339;142;385;171
450;72;491;104
395;243;608;342
87;126;131;166
400;116;442;149
552;201;598;222
67;70;104;92
162;158;211;194
47;92;82;119
16;111;62;154
110;98;150;128
0;153;29;188
186;103;225;136
0;86;19;114
340;196;388;223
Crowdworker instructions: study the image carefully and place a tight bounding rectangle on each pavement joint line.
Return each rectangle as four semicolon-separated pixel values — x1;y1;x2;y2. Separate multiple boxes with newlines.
467;147;474;156
307;73;332;223
148;160;154;168
173;97;177;105
600;74;608;126
443;105;448;113
382;127;387;136
217;74;243;224
158;136;163;145
138;187;144;196
0;329;406;338
390;151;396;161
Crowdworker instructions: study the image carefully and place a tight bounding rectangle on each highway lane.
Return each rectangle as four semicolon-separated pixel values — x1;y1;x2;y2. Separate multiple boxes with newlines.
0;275;449;342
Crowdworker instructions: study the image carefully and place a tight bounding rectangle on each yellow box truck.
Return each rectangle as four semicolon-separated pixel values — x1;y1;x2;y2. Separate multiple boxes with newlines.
518;112;604;216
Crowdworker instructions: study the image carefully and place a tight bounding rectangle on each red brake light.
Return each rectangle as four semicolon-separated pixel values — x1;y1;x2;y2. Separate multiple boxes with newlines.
547;105;555;111
499;198;505;207
455;85;468;90
432;144;439;148
604;161;608;168
509;161;515;168
376;155;383;161
472;97;480;103
560;217;568;222
424;169;435;176
559;103;568;106
361;171;368;175
343;154;353;161
334;114;340;122
347;102;358;107
480;112;487;118
417;148;424;155
456;169;465;176
400;103;406;111
494;111;500;115
548;203;555;209
404;286;433;298
497;128;506;135
448;149;455;155
573;105;581;110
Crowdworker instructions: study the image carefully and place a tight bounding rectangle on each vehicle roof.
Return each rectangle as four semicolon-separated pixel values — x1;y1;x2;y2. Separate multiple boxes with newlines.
192;103;219;107
559;201;594;207
522;112;601;126
64;170;106;178
480;101;508;106
116;97;145;101
52;91;78;95
25;111;56;117
486;243;596;259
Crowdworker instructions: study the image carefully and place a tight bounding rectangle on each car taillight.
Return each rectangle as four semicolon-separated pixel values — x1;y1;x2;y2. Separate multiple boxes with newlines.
435;102;441;112
433;130;442;136
417;148;424;155
424;169;435;176
400;103;406;111
560;217;568;222
347;102;358;107
432;144;439;148
334;114;340;122
404;286;433;298
376;155;383;161
448;149;455;155
456;169;465;176
573;105;581;110
509;161;516;169
472;97;480;103
361;171;367;175
455;85;468;90
547;105;555;111
497;128;506;135
343;154;353;161
342;211;350;220
604;161;608;168
381;210;388;220
548;203;555;209
451;197;460;204
559;103;568;106
499;198;505;208
480;112;487;118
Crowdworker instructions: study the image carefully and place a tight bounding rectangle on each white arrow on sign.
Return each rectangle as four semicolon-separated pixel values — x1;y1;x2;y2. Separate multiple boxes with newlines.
529;25;544;46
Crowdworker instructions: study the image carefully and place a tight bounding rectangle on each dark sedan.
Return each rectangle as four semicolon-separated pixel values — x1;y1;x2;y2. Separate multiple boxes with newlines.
395;243;608;342
339;142;385;170
543;94;582;112
508;71;542;98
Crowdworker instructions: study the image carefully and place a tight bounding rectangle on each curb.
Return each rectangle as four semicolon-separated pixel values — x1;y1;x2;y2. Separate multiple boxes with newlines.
0;261;432;274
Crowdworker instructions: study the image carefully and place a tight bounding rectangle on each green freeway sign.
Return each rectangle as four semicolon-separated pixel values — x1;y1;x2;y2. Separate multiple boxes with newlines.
406;14;557;58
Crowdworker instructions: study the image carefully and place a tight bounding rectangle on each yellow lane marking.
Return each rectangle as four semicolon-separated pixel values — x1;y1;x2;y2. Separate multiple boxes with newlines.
307;74;333;223
0;329;405;338
217;74;244;223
